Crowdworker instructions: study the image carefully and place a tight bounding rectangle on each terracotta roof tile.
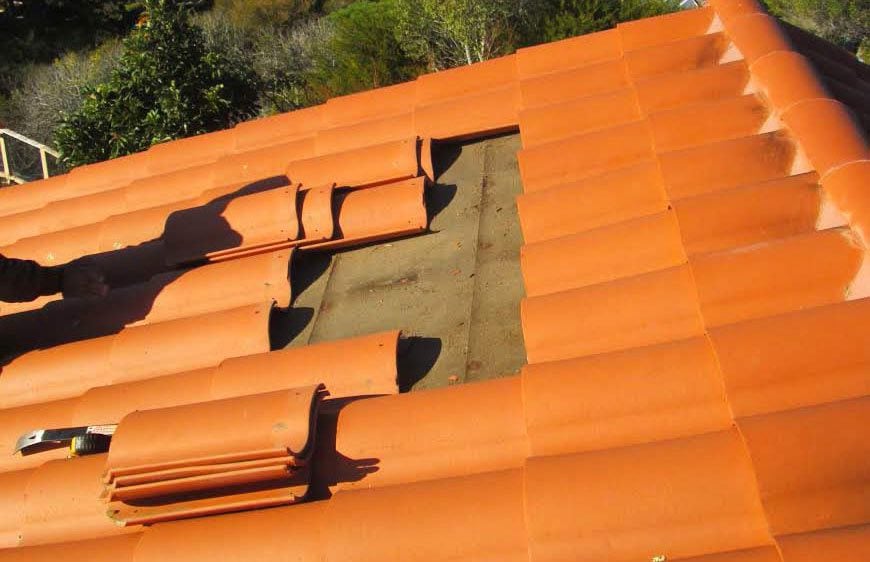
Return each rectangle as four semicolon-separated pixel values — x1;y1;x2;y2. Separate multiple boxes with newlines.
232;105;323;152
522;265;705;363
515;29;621;78
519;59;629;109
0;1;868;558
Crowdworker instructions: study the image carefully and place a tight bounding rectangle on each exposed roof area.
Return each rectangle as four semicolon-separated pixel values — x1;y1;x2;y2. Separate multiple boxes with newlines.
0;0;868;560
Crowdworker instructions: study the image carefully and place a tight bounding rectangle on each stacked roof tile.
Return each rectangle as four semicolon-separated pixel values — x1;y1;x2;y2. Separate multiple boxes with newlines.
0;0;868;560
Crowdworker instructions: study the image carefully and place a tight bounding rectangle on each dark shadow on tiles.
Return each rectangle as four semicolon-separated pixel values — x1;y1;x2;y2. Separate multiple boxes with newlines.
290;252;332;301
425;182;457;223
269;306;314;349
396;336;442;392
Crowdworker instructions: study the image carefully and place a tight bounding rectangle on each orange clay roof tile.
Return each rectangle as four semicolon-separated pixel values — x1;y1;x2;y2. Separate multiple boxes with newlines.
415;55;518;105
519;87;642;148
324;81;416;126
415;83;520;140
721;13;794;64
712;298;870;418
0;534;143;562
519;59;630;109
777;524;870;562
632;60;750;112
624;32;730;80
515;29;622;78
315;112;415;155
232;105;324;152
522;336;731;457
781;98;869;178
104;385;324;524
518;120;656;192
657;130;797;199
143;129;236;176
164;184;300;266
617;6;716;51
521;264;705;363
0;303;272;408
739;397;870;535
691;228;864;326
0;2;868;559
749;51;831;112
521;210;687;297
516;160;668;243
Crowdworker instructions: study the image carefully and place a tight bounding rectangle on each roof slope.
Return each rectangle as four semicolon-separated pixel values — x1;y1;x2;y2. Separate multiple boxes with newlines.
0;0;868;560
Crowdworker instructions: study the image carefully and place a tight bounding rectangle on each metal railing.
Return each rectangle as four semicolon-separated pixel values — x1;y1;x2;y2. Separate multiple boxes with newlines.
0;128;60;184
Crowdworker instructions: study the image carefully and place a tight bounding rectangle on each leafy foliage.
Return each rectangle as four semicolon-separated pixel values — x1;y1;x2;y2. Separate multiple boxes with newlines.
532;0;681;43
306;0;422;99
762;0;868;52
3;41;123;146
54;0;259;166
394;0;533;69
0;1;135;94
212;0;316;28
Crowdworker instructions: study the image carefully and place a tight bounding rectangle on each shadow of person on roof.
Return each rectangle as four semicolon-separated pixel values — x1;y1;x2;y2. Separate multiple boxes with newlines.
0;175;293;365
307;396;381;501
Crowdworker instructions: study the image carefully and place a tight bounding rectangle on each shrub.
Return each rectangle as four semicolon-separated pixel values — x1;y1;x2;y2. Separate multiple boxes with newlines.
394;0;534;70
763;0;869;53
533;0;681;43
55;0;260;166
306;0;421;100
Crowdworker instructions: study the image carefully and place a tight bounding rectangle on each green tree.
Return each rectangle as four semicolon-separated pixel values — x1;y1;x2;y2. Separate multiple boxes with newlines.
533;0;681;43
763;0;868;53
212;0;316;29
0;1;142;94
395;0;534;69
55;0;259;167
307;0;421;100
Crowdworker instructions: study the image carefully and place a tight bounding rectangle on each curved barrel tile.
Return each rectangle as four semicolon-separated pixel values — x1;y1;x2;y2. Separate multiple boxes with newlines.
325;468;529;562
821;160;870;245
522;336;731;457
692;228;865;327
521;210;686;297
524;430;771;562
519;59;629;109
517;160;668;244
303;177;428;251
0;534;141;562
750;51;829;112
316;113;416;156
144;129;235;177
738;398;870;535
214;330;400;399
674;173;821;255
781;99;868;178
722;13;793;64
617;6;715;52
518;120;656;193
711;298;870;418
286;137;421;190
20;455;135;547
232;105;323;153
519;88;641;148
163;185;300;267
516;29;622;78
314;377;527;494
634;61;750;113
521;265;705;363
659;131;797;199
